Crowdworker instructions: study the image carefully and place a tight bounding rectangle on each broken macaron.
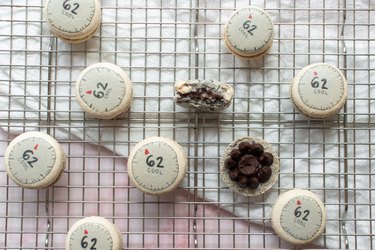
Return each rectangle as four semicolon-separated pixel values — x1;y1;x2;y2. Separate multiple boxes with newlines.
174;80;234;112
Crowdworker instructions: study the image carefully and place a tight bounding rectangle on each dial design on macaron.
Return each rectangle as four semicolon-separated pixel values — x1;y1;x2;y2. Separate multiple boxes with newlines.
4;131;66;189
271;189;327;245
297;64;346;111
128;137;187;195
7;136;56;185
78;66;126;113
68;222;113;250
225;6;273;55
66;217;123;250
76;63;133;119
45;0;96;33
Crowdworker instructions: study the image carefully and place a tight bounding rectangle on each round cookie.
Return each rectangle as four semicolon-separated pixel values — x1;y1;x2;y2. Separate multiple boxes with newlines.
44;0;101;43
271;189;327;245
290;63;348;119
4;131;66;189
223;6;274;59
75;62;133;119
66;216;123;250
220;136;279;196
128;137;188;195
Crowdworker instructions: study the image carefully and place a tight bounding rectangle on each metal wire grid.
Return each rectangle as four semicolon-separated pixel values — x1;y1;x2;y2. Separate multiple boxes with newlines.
0;0;374;249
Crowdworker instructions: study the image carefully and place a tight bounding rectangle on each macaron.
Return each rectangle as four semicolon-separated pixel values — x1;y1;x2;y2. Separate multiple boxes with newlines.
223;6;274;59
174;80;234;112
66;216;123;250
290;63;348;119
128;137;188;195
75;62;133;119
220;136;279;196
44;0;102;43
271;189;327;245
4;131;66;189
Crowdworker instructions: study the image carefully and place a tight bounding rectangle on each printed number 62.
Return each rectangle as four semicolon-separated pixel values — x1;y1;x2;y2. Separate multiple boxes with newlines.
63;0;80;15
311;77;328;90
242;20;257;36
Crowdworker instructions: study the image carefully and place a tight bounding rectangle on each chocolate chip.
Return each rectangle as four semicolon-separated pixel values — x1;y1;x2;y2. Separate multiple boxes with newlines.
258;167;272;183
247;176;260;189
238;175;248;188
238;141;252;154
238;155;259;176
251;143;264;156
258;152;274;166
225;158;238;170
228;168;240;181
239;155;259;168
230;149;242;160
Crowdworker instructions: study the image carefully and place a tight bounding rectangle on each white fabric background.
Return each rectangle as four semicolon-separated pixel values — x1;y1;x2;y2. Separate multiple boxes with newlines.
0;0;374;249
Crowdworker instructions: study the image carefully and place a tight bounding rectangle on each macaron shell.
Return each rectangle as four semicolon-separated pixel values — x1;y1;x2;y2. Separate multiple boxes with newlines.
220;136;279;197
66;216;123;250
128;137;188;195
44;0;101;43
223;29;273;60
4;131;66;189
50;20;101;43
75;62;133;119
223;6;274;58
271;189;327;245
290;63;348;119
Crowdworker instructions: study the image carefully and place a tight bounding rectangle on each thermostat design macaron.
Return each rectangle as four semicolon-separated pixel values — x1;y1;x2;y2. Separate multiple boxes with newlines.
44;0;102;43
271;189;327;245
66;216;123;250
128;137;188;195
76;62;133;119
223;6;274;59
290;63;348;119
4;131;66;189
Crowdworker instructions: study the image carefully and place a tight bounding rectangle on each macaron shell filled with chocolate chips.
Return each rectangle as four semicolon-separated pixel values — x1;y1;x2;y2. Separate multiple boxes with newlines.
220;136;279;196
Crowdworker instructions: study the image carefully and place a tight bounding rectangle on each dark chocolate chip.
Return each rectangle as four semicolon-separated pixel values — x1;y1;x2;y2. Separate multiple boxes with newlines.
230;149;242;160
247;176;260;189
238;141;252;154
239;164;258;177
251;143;264;156
258;167;272;183
225;158;238;170
238;155;259;176
239;155;259;168
238;175;248;188
258;152;274;166
228;168;240;181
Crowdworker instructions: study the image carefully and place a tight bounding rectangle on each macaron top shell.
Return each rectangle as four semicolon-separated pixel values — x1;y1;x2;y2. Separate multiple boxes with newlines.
290;63;348;119
44;0;101;42
4;131;66;189
224;6;274;57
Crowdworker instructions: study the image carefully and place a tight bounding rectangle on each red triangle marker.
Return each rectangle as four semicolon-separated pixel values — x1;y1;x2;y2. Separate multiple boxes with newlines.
86;90;92;94
84;229;88;235
313;71;318;76
297;200;301;205
34;144;39;150
145;149;149;155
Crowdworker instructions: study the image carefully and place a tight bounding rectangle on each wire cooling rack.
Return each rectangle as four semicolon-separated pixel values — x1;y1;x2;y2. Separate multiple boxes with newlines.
0;0;374;249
